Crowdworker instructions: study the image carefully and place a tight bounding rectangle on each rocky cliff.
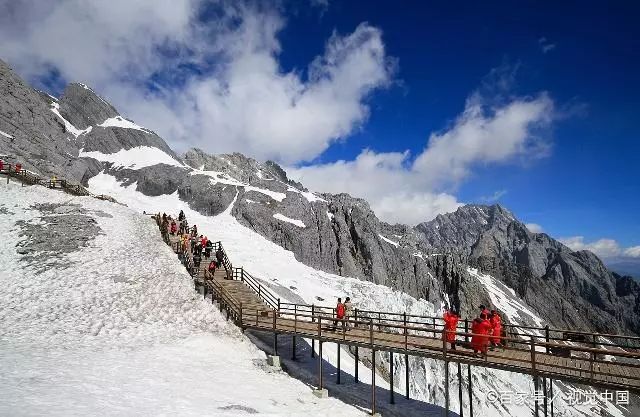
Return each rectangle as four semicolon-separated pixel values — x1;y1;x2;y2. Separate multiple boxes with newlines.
2;58;638;337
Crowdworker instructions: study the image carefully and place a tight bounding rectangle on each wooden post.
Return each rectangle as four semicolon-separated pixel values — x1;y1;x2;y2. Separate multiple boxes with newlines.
318;341;324;390
312;304;315;322
355;346;359;383
337;343;341;384
534;376;539;417
433;317;437;337
468;365;473;417
444;335;449;417
292;335;296;360
389;351;395;404
465;319;469;343
543;377;548;417
545;325;550;353
550;379;554;417
312;339;315;358
370;319;376;416
458;362;464;417
372;348;377;416
405;353;410;399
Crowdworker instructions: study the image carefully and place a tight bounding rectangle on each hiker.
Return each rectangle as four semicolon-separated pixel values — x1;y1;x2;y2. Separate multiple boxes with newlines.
215;248;227;277
170;220;177;235
194;240;203;257
471;313;492;357
489;310;503;349
0;159;4;171
50;175;57;188
479;304;490;317
333;298;345;330
15;163;22;173
343;297;353;330
191;224;198;237
178;210;185;221
443;308;459;350
204;239;213;258
193;251;202;269
207;259;217;275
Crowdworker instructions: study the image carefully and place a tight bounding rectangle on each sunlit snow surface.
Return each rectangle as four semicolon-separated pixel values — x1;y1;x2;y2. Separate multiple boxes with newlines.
79;146;184;170
273;212;306;227
0;181;365;417
50;102;92;138
80;171;628;417
97;115;153;133
0;129;13;139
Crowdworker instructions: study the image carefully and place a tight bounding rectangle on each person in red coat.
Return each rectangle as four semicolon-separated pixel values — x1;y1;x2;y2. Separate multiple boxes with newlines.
170;220;177;235
490;310;503;349
471;313;493;356
479;304;490;317
442;308;459;350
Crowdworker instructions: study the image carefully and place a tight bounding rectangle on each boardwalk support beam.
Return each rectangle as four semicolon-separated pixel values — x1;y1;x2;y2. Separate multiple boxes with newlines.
468;364;473;417
390;351;395;404
292;335;296;360
458;362;464;417
355;347;359;383
405;353;409;399
337;343;341;384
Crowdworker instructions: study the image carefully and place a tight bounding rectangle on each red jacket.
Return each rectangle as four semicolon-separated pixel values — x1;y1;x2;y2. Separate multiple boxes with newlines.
471;318;493;352
336;303;345;319
490;314;502;344
443;311;459;343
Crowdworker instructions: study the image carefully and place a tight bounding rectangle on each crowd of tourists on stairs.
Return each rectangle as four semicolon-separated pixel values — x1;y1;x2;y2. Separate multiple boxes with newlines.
156;210;226;278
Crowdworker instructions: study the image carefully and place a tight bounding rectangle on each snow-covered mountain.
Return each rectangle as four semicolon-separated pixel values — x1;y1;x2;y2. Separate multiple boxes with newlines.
1;58;639;416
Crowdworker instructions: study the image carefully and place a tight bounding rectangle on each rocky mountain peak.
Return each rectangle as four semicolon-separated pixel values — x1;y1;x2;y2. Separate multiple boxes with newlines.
58;82;119;129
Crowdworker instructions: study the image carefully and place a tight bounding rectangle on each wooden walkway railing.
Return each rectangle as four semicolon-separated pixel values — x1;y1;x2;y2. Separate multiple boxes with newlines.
157;213;640;416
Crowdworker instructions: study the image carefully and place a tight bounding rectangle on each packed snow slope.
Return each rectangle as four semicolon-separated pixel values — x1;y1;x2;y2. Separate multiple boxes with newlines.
0;181;365;417
85;173;632;417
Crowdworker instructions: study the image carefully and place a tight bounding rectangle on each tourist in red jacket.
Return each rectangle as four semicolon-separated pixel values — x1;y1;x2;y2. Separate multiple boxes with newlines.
443;309;459;350
471;313;493;356
490;310;503;349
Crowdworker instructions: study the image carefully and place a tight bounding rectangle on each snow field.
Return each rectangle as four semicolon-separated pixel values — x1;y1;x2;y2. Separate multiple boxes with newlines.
0;181;366;417
85;171;627;417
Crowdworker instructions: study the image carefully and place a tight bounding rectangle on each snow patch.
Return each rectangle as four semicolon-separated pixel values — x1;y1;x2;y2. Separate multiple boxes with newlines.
467;267;543;327
273;213;306;228
50;102;92;138
97;116;152;133
286;186;327;203
192;169;287;202
326;211;334;221
0;130;13;139
79;146;184;170
378;234;399;248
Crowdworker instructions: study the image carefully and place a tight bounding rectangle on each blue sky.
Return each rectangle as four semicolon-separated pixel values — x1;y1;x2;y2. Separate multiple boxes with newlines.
0;0;637;261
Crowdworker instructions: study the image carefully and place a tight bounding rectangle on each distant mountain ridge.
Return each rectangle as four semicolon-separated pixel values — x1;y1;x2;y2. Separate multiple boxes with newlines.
1;58;638;338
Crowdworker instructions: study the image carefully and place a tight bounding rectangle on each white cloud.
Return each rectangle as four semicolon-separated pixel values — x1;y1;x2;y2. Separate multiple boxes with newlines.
559;236;640;259
290;91;553;224
480;189;507;203
0;1;393;164
624;246;640;258
525;223;544;233
538;37;556;54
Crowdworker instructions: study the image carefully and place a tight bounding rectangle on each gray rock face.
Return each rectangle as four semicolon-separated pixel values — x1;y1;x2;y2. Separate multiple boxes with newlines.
2;56;638;339
417;205;640;335
58;83;118;129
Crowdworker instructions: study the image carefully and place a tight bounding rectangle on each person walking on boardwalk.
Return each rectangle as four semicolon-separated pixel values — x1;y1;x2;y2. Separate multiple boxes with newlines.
170;220;177;235
471;313;492;357
207;259;217;275
343;297;353;330
204;238;213;258
479;304;490;317
191;224;198;238
178;210;185;222
443;308;459;350
333;298;345;330
215;248;227;277
489;310;502;349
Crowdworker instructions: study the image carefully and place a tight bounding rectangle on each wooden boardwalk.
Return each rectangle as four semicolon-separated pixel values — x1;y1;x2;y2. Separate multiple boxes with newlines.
159;216;640;416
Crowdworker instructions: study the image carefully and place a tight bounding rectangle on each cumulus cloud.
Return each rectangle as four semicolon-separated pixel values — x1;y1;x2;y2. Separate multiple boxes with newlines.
525;223;544;233
290;90;553;224
559;236;640;259
0;0;393;164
